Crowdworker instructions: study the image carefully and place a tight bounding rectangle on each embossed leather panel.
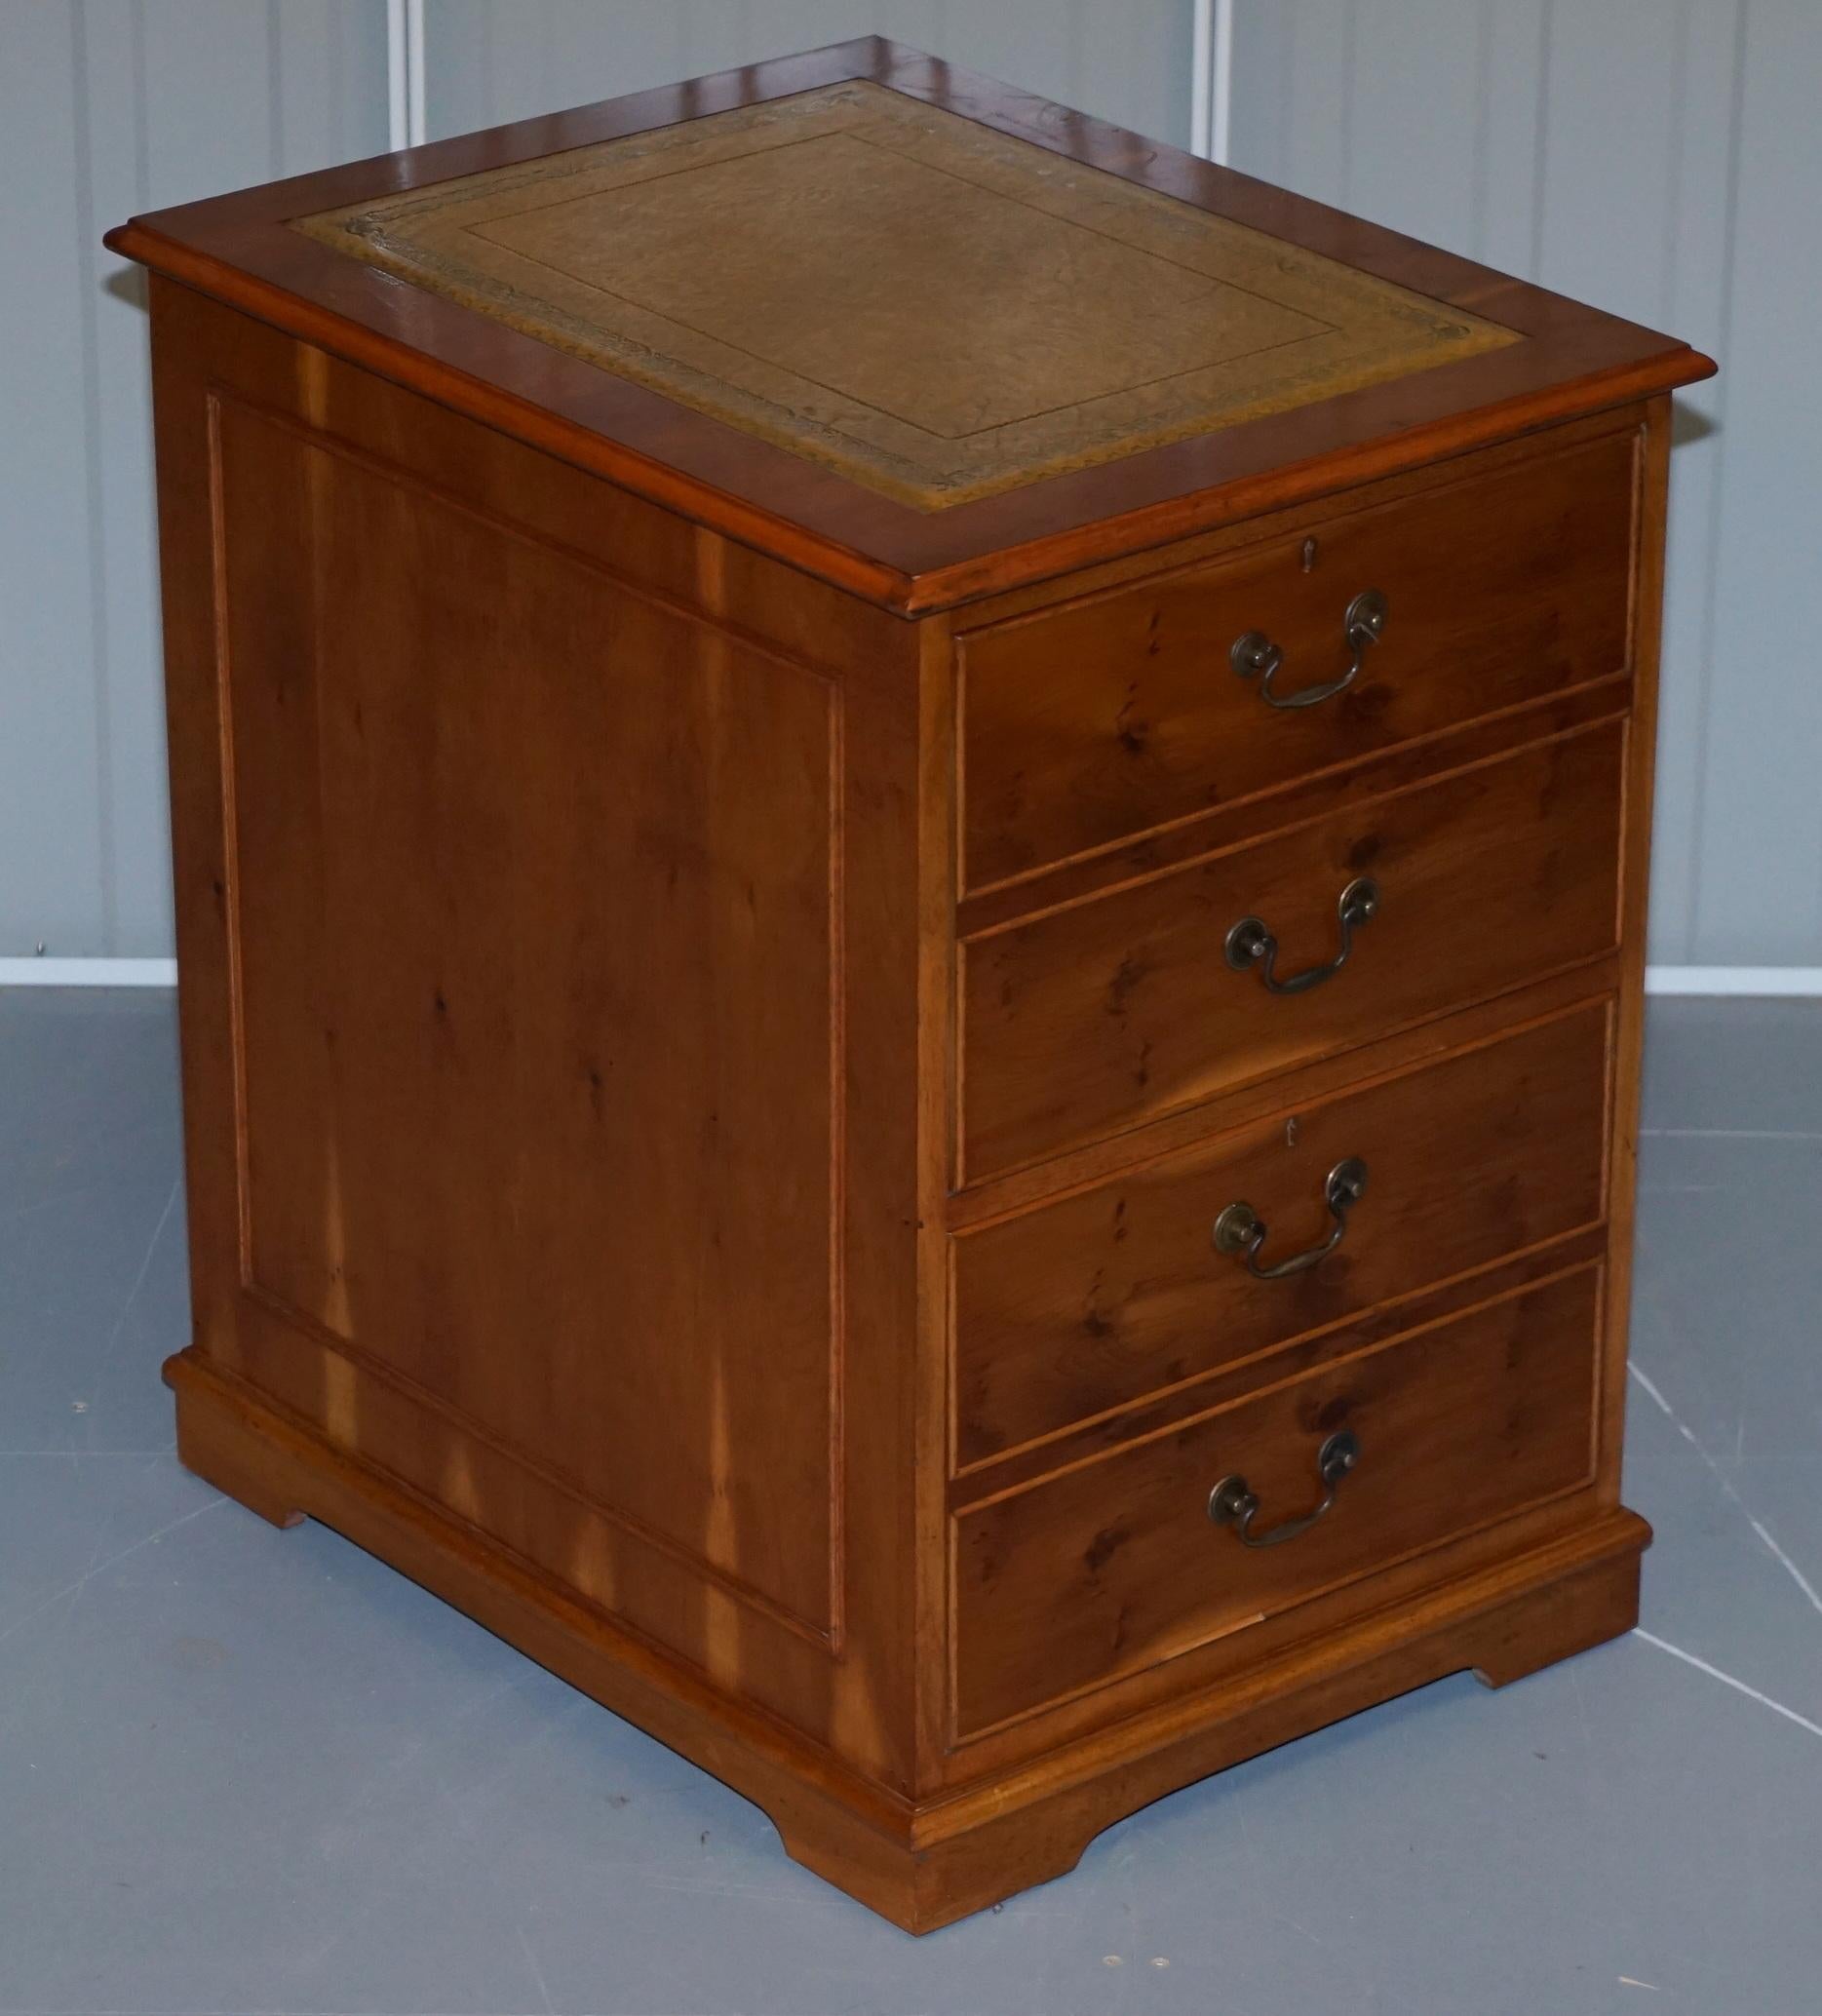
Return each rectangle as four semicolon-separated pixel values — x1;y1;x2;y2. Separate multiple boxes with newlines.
296;81;1517;508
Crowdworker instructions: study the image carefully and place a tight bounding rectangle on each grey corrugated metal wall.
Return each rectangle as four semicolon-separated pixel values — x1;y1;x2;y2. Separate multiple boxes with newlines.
0;0;1186;964
0;0;389;962
5;1;1813;970
1229;0;1822;970
423;3;1190;151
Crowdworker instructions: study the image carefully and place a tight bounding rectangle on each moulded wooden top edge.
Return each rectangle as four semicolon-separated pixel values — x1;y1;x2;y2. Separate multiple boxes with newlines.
107;37;1716;615
899;351;1712;612
110;223;919;613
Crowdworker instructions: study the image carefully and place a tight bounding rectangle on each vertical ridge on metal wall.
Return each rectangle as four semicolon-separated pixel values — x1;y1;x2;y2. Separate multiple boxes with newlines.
1223;0;1816;974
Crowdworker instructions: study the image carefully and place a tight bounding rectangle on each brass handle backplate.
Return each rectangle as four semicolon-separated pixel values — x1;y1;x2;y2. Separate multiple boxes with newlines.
1208;1430;1361;1548
1225;878;1380;996
1213;1156;1369;1280
1230;587;1388;710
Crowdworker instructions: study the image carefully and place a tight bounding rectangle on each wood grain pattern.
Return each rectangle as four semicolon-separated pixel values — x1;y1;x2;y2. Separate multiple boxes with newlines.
960;423;1637;890
960;720;1626;1182
954;1000;1610;1470
950;1225;1610;1514
952;1265;1602;1737
956;675;1633;945
213;392;842;1633
932;405;1674;1798
116;54;1693;1931
107;38;1713;609
146;277;926;1784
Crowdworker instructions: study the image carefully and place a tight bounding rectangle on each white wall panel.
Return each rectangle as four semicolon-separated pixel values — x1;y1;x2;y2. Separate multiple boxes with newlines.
0;0;388;960
423;0;1192;151
2;0;1185;963
4;1;1813;974
1227;0;1812;971
1687;0;1822;963
2;1;107;957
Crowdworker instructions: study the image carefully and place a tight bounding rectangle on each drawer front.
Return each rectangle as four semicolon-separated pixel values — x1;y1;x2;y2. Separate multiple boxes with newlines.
961;720;1624;1182
952;1266;1601;1738
955;1001;1610;1469
960;427;1637;893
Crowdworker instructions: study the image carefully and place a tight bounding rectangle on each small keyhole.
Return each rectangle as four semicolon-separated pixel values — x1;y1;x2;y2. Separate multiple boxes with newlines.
1286;1117;1299;1146
1300;537;1318;573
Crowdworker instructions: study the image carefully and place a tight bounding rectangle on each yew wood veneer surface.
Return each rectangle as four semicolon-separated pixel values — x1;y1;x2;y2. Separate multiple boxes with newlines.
959;423;1637;891
110;39;1709;1934
960;720;1626;1182
138;283;927;1783
213;394;840;1632
107;37;1710;609
952;1266;1604;1737
954;1001;1612;1471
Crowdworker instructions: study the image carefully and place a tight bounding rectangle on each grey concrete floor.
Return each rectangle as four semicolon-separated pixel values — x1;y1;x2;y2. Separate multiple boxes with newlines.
1;988;1818;2015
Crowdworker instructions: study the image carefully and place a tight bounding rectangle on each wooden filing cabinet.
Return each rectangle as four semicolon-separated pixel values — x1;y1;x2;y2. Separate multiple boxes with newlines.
109;39;1715;1932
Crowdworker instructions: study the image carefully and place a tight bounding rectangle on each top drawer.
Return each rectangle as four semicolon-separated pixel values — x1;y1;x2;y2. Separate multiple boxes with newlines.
959;426;1638;894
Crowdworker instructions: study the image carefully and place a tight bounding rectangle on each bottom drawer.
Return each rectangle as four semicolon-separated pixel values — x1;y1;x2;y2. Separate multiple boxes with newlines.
952;1267;1601;1739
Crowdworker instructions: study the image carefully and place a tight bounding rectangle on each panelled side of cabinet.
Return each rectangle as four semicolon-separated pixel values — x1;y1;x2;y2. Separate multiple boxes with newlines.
146;276;934;1800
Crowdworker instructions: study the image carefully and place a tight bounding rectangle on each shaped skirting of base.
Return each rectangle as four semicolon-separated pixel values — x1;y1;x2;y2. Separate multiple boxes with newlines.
173;1368;305;1531
166;1348;1648;1934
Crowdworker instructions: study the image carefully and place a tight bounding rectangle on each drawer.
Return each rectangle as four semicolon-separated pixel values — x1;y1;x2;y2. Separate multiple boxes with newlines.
954;1001;1610;1469
952;1266;1601;1737
960;719;1624;1182
960;427;1637;893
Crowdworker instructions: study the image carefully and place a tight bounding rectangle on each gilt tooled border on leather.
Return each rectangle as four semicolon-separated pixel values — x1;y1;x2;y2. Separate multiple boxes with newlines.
293;81;1519;512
